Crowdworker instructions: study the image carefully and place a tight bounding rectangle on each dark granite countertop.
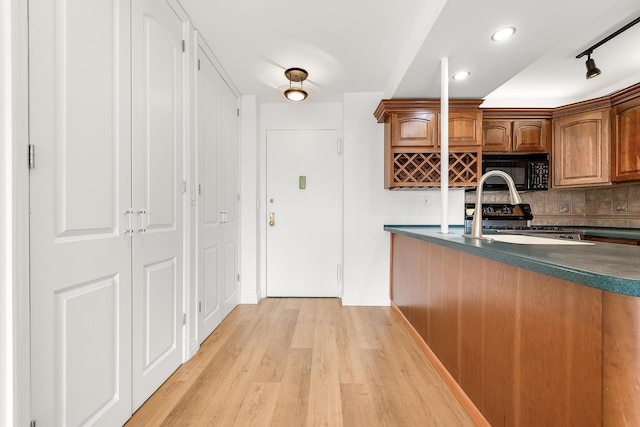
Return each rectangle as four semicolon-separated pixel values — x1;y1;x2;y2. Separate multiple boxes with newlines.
384;225;640;297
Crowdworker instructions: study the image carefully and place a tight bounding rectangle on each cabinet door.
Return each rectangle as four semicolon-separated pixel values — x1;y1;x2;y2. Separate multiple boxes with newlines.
482;120;512;152
448;110;482;146
553;110;611;187
391;112;437;147
513;120;549;153
131;0;184;410
612;98;640;182
29;0;133;425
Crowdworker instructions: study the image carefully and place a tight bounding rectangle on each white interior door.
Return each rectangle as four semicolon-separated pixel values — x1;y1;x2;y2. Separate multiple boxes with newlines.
219;75;239;320
131;0;184;410
266;130;343;297
196;47;239;344
29;0;133;425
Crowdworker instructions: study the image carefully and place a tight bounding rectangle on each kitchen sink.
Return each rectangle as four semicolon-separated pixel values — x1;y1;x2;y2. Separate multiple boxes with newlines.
485;234;594;245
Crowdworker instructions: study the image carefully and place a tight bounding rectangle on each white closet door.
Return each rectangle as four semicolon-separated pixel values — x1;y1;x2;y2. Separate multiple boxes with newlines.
219;80;239;319
29;0;132;425
196;48;239;344
196;48;223;342
131;0;185;410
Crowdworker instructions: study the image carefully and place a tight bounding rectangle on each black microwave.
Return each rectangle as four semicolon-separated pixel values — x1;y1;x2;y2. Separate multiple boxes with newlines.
481;153;549;191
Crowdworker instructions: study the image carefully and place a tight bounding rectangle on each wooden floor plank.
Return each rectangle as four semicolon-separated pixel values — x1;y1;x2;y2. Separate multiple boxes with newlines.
126;298;475;426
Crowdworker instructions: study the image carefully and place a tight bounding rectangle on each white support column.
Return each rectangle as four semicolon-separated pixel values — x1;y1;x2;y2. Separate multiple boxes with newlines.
440;57;449;233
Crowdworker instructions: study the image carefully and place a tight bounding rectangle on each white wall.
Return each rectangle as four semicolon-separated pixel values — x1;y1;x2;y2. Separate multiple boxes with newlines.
2;0;30;424
237;95;465;305
342;92;464;306
239;95;259;303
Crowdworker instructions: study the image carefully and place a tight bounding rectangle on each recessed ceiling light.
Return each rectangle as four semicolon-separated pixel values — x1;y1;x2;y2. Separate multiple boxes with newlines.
491;26;516;41
452;71;470;81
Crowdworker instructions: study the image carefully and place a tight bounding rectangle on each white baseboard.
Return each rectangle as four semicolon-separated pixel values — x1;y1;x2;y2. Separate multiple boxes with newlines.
341;295;391;306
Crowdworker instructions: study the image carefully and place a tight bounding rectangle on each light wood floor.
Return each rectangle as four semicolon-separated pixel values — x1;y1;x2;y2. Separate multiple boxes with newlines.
125;298;475;426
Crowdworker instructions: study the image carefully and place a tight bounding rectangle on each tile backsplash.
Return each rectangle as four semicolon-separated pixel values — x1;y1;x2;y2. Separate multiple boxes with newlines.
465;183;640;229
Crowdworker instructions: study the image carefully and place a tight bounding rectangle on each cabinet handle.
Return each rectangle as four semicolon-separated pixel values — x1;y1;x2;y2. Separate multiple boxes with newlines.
137;209;146;233
269;212;275;227
124;209;134;235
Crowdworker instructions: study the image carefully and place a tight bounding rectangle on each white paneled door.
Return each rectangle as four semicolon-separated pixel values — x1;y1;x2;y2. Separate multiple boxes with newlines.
196;46;239;344
30;0;185;423
131;0;185;411
29;0;133;425
266;130;343;297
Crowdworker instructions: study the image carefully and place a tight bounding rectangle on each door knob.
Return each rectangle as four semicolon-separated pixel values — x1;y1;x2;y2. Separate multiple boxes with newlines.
269;212;275;227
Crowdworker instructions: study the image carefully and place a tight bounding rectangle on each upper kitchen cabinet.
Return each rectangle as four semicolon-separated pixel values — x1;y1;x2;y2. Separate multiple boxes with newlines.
482;109;552;153
391;112;438;147
374;99;483;189
611;84;640;183
448;108;483;146
552;98;612;188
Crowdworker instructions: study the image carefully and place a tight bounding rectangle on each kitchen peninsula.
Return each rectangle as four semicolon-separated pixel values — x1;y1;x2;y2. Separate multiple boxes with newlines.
385;225;640;426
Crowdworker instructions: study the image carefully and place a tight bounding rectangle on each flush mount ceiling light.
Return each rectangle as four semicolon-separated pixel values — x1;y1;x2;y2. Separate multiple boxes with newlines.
491;26;516;41
452;71;471;80
283;67;309;101
576;15;640;80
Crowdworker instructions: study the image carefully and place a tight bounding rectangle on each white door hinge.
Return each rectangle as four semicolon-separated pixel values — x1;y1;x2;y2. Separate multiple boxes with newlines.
28;144;35;169
336;138;342;155
197;59;201;70
198;302;202;313
237;273;240;282
237;109;240;117
337;264;342;281
182;180;187;193
182;313;186;325
181;40;186;52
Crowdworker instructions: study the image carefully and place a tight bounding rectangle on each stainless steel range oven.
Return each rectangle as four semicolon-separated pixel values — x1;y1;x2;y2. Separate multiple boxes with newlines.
464;203;582;240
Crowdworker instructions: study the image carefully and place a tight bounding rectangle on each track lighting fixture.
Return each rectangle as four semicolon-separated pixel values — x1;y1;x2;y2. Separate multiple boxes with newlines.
576;15;640;79
584;54;601;79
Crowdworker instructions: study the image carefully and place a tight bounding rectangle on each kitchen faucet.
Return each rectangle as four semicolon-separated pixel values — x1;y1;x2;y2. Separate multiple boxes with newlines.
466;170;523;239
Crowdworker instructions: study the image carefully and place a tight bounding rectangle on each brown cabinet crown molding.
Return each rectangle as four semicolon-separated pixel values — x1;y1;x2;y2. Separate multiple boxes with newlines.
374;98;484;123
609;81;640;106
553;97;613;118
480;108;553;119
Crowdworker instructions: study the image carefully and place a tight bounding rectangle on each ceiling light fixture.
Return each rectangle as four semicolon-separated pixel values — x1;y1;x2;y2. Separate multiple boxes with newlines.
584;53;601;79
283;68;309;101
452;71;470;80
576;15;640;80
491;26;516;41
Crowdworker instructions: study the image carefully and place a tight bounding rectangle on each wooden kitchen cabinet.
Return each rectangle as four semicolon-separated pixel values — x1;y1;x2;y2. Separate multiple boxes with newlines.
611;87;640;182
448;109;482;146
374;99;483;189
552;102;611;188
481;109;551;153
391;112;438;147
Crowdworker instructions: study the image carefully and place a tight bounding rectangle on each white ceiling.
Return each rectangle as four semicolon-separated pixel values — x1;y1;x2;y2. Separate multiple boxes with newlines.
179;0;640;108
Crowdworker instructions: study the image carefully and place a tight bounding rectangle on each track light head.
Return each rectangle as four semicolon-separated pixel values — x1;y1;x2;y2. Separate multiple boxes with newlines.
585;54;601;79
